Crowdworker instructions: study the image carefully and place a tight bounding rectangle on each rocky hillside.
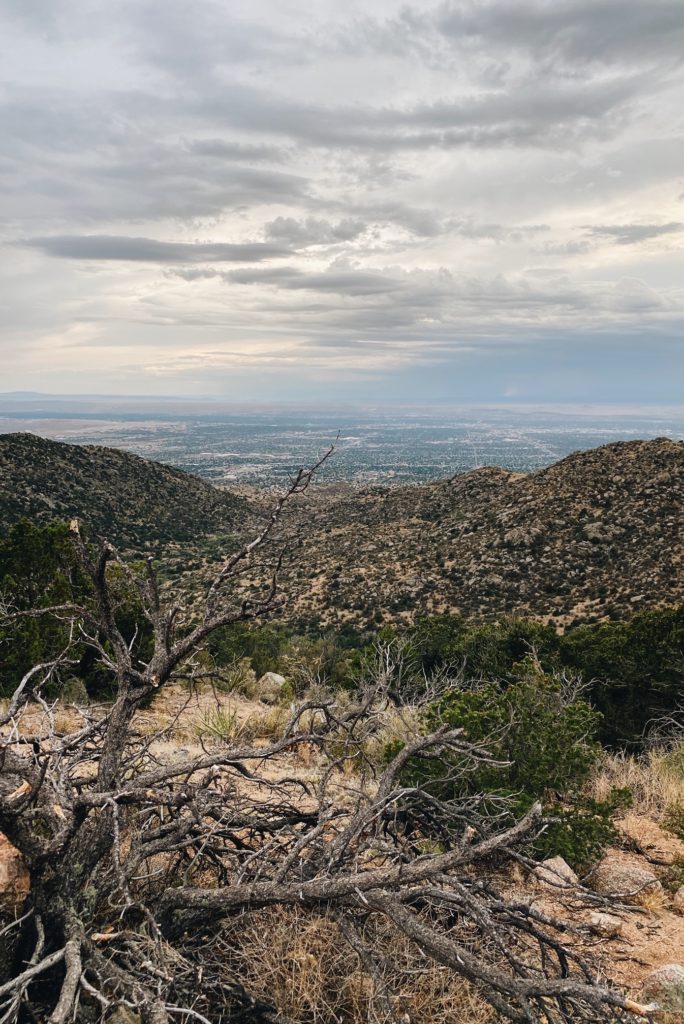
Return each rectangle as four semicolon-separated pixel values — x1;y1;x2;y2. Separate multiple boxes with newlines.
2;433;681;626
279;438;683;629
0;432;250;551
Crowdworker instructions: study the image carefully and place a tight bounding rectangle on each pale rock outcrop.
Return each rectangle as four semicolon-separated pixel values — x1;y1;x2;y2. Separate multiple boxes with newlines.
588;912;623;938
256;672;287;704
639;964;684;1014
673;885;684;914
590;853;661;906
533;856;579;889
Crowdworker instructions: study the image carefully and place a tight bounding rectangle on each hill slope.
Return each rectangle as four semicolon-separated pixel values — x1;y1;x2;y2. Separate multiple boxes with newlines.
0;433;249;550
2;433;681;626
281;438;683;628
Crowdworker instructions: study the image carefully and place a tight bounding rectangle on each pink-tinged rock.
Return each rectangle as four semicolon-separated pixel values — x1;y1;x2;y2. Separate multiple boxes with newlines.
639;964;684;1014
533;856;579;888
590;855;661;906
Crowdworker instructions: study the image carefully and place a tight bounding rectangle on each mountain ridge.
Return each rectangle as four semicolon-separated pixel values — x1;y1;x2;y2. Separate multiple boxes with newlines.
277;437;684;628
0;432;249;550
1;432;682;627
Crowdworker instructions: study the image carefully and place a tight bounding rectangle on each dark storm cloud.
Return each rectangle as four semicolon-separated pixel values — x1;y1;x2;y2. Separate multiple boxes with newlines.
22;236;292;263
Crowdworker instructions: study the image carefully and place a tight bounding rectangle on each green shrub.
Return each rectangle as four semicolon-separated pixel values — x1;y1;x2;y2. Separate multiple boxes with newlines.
392;662;619;869
402;607;684;747
427;661;602;800
60;676;89;706
533;789;632;869
664;802;684;843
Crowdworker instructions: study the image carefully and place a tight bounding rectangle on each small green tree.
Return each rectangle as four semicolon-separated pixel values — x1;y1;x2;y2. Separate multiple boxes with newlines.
392;659;625;869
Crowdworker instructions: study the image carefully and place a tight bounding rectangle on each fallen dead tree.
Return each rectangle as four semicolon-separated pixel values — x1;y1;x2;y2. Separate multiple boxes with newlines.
0;447;652;1023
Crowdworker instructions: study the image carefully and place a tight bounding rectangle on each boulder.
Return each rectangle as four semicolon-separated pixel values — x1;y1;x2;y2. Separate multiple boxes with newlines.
588;912;623;938
0;833;30;915
533;856;579;888
107;1010;142;1024
639;964;684;1014
256;672;287;704
590;855;662;906
673;885;684;914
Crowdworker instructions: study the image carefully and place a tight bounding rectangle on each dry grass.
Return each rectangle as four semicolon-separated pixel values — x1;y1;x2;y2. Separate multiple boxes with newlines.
589;743;684;822
223;906;494;1024
361;705;421;765
195;703;291;744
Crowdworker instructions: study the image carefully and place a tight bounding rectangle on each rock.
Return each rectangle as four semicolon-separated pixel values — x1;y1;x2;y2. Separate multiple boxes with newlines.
639;964;684;1014
590;855;662;906
673;885;684;913
588;912;623;938
256;672;287;704
0;833;30;915
583;522;606;542
534;856;579;888
107;1009;142;1024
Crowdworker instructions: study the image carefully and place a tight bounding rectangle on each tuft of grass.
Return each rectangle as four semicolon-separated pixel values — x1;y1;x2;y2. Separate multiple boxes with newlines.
214;658;259;699
244;705;290;741
194;705;247;744
362;705;420;765
589;743;684;822
195;703;292;745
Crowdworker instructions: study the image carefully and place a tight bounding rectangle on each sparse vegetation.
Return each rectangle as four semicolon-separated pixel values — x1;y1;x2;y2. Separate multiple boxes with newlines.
1;437;683;1023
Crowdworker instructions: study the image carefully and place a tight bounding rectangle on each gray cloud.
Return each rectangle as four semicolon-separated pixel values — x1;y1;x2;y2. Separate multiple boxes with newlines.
336;0;684;73
435;0;684;66
176;264;406;297
22;236;292;263
264;217;366;246
186;73;643;153
0;0;682;401
584;222;684;245
185;139;287;162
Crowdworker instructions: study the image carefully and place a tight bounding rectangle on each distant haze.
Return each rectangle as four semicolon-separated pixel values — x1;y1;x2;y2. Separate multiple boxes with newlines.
1;2;683;401
1;394;682;487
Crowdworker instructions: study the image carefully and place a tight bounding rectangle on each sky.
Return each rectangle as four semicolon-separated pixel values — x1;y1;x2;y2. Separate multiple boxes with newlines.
1;0;683;404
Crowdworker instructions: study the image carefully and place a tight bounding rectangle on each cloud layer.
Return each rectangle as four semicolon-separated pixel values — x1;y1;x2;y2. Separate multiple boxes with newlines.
1;0;683;401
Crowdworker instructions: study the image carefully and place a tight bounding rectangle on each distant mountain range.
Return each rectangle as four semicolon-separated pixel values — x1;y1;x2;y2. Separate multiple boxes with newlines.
1;431;682;628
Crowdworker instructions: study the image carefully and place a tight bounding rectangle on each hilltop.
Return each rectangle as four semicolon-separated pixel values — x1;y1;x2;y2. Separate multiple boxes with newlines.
0;432;250;551
1;433;682;627
277;437;683;629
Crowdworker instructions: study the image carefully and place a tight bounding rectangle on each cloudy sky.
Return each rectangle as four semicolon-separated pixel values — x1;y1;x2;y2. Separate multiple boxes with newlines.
1;0;683;403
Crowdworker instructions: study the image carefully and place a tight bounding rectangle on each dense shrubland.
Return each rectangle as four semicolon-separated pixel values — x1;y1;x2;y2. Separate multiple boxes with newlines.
182;605;684;749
